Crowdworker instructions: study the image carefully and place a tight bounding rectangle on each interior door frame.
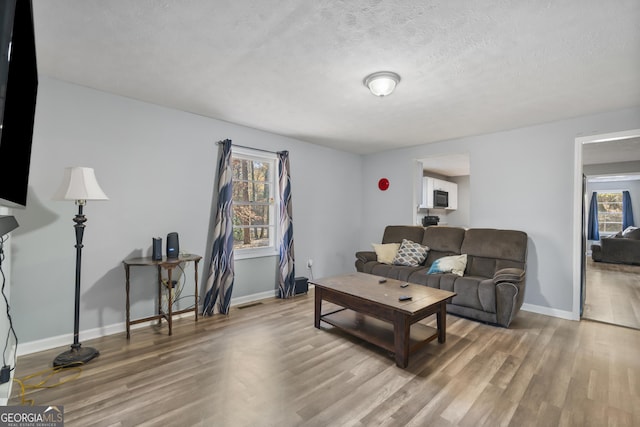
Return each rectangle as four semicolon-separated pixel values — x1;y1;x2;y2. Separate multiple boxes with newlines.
572;128;640;320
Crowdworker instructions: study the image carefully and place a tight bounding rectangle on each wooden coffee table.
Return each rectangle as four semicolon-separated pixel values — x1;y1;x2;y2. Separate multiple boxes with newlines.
312;272;456;368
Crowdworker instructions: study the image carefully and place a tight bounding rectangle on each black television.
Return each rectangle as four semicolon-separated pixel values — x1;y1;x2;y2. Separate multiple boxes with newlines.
0;0;38;209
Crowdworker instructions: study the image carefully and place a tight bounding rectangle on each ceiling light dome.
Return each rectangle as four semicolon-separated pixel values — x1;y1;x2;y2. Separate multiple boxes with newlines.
363;71;401;97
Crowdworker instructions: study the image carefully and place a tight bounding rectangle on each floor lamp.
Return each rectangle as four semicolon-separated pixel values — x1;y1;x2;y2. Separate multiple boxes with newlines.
53;167;108;368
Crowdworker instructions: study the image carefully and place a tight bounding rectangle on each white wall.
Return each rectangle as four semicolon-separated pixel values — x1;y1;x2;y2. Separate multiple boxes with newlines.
10;76;363;350
447;175;470;227
360;107;640;316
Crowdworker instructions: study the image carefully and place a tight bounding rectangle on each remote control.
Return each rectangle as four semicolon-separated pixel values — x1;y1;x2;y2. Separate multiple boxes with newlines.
400;283;409;288
378;279;387;283
399;295;412;301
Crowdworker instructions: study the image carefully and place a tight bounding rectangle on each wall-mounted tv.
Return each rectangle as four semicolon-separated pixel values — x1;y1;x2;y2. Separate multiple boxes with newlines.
0;0;38;209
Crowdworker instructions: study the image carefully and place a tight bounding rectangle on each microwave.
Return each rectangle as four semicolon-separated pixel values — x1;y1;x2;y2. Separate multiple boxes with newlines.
433;190;449;208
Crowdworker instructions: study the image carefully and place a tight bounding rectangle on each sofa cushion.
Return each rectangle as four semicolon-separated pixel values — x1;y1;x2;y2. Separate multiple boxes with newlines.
422;226;466;253
393;239;429;267
427;254;467;276
599;237;640;265
465;255;496;279
407;269;455;290
431;273;458;292
461;229;527;263
461;229;527;277
370;263;424;282
371;243;400;264
451;276;486;311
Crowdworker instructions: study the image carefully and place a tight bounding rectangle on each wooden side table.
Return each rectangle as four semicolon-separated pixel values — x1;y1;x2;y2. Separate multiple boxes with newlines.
123;254;202;339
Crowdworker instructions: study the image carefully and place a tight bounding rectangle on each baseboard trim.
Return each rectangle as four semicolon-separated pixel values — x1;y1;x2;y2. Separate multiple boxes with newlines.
521;303;578;321
230;290;277;306
16;312;193;357
17;290;280;357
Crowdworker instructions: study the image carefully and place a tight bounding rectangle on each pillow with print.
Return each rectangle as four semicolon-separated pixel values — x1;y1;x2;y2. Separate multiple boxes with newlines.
392;239;429;267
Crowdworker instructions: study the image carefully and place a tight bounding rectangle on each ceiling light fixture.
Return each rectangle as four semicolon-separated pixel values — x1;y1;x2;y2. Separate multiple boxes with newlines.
363;71;401;97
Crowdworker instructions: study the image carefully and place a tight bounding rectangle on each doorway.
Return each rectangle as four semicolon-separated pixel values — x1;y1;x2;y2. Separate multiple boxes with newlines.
413;153;470;228
575;130;640;329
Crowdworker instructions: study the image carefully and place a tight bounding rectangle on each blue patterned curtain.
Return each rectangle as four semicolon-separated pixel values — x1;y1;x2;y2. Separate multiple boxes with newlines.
277;151;295;298
203;139;235;315
587;192;599;241
622;190;635;229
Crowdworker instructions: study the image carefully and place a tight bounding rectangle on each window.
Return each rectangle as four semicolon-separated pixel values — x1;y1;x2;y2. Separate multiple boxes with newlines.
231;148;278;258
597;191;623;234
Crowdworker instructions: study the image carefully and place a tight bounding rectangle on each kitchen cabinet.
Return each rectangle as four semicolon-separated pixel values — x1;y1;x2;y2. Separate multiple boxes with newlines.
441;180;457;210
419;177;458;210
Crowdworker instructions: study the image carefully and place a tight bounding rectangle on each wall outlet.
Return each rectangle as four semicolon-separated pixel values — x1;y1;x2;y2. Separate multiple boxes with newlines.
306;259;313;269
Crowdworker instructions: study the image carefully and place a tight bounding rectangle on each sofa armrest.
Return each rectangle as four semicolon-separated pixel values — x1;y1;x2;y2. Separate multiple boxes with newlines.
495;282;521;327
356;251;377;263
493;267;525;285
494;267;526;327
355;251;378;272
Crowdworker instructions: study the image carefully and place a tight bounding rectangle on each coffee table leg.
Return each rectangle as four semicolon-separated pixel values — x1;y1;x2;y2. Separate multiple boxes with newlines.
314;287;322;328
394;312;410;368
437;302;447;343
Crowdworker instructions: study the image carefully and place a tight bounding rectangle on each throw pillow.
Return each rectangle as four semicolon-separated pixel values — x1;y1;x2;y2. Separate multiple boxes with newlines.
427;254;468;276
372;243;401;264
623;226;640;240
392;239;429;267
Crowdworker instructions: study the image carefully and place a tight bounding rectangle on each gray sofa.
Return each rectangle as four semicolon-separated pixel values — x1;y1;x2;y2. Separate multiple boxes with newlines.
591;227;640;265
355;225;528;327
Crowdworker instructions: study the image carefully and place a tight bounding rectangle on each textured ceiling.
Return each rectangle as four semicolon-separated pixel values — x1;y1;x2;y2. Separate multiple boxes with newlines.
32;0;640;155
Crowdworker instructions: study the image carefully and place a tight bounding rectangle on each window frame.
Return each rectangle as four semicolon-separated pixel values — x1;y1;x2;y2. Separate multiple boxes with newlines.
596;190;624;236
231;147;280;260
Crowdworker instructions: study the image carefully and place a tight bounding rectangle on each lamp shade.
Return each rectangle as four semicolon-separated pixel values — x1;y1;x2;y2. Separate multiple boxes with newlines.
0;215;18;236
53;167;109;201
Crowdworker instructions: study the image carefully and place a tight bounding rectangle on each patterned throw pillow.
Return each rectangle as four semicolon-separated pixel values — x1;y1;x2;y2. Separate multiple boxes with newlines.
393;239;429;267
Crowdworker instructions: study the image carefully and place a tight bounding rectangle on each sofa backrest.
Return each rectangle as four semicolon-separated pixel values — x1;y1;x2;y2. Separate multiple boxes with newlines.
378;225;527;275
381;225;425;245
461;228;528;277
421;226;466;265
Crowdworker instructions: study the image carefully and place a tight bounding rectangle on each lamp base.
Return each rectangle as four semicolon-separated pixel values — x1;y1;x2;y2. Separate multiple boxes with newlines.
52;344;99;368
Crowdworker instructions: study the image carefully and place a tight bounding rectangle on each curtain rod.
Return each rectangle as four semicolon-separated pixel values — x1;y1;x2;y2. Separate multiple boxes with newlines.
217;140;281;155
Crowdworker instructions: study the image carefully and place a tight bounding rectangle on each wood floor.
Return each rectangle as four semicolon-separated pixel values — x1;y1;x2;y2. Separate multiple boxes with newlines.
583;258;640;330
9;289;640;427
